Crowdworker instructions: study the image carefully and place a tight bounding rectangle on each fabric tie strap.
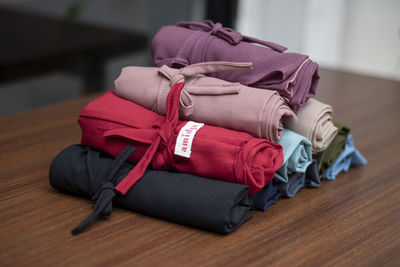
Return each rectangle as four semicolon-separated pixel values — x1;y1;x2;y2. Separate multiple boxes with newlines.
158;61;252;116
113;82;185;195
176;20;287;52
71;146;136;235
171;21;286;68
50;144;253;234
113;64;246;194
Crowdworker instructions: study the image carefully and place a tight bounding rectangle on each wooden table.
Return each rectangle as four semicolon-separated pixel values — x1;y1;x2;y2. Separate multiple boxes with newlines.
0;8;147;92
0;69;399;266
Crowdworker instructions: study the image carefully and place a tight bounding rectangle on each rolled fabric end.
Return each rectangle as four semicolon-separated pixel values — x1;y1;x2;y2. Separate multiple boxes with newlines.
249;182;281;211
305;159;320;188
49;145;253;234
262;94;298;142
287;98;338;154
240;137;284;195
314;122;350;177
311;105;337;154
278;172;306;198
114;66;163;112
288;60;320;112
274;129;312;183
49;144;94;196
322;135;367;180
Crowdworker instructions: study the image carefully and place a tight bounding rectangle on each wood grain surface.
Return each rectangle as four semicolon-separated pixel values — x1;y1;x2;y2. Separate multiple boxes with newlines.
0;69;399;266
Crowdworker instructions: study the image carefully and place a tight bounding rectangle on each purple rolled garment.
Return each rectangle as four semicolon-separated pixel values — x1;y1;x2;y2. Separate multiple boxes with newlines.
151;20;320;111
115;61;296;141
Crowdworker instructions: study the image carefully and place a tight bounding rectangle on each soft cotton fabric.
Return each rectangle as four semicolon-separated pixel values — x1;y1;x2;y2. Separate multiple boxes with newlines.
323;135;367;179
249;182;280;211
314;122;350;177
278;172;305;198
49;145;252;234
114;61;296;142
305;160;321;188
78;88;283;195
287;98;337;154
274;129;312;182
151;20;319;111
277;159;320;197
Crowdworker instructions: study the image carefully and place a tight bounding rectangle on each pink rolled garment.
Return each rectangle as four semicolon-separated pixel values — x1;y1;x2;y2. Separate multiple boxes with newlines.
287;98;338;154
151;20;320;112
115;61;296;141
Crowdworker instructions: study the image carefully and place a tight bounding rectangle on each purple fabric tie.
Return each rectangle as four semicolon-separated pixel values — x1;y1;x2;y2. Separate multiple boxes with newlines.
176;20;287;52
152;20;320;112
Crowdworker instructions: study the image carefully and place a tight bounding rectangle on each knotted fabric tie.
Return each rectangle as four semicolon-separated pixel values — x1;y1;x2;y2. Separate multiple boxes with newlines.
177;20;287;51
172;20;286;67
158;61;252;116
112;82;185;195
71;146;136;235
114;62;251;194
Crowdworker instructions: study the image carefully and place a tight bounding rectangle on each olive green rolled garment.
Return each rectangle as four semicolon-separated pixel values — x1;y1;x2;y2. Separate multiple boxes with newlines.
313;122;350;177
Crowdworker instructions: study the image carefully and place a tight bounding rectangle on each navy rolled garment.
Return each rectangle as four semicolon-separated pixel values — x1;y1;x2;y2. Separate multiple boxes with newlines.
249;182;281;211
305;160;321;188
49;145;252;235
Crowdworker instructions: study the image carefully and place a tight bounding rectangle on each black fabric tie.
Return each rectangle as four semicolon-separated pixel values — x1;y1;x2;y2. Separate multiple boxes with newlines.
71;146;136;235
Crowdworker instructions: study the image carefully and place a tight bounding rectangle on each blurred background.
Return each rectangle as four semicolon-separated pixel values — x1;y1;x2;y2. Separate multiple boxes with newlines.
0;0;399;116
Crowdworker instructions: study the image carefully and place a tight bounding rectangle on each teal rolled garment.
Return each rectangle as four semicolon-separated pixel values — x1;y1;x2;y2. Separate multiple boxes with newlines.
274;129;312;183
323;135;367;180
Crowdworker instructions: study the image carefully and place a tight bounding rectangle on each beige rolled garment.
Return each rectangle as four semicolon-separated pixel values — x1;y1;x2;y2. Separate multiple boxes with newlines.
287;98;337;154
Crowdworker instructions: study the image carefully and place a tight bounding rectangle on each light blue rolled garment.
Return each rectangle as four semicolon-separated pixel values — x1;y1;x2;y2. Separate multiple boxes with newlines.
323;135;367;180
274;129;313;183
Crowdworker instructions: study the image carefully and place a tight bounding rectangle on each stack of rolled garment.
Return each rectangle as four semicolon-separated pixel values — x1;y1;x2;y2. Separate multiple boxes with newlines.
49;20;367;236
51;65;285;235
151;20;366;204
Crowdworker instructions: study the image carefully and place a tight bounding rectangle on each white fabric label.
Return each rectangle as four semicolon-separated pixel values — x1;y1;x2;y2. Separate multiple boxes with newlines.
174;121;204;158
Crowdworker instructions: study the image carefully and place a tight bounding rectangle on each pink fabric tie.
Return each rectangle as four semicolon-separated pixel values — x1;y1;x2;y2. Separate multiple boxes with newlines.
158;61;252;117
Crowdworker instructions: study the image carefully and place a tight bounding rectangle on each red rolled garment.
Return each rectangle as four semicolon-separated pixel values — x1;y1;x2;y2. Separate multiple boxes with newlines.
78;83;283;195
115;61;296;141
151;20;320;111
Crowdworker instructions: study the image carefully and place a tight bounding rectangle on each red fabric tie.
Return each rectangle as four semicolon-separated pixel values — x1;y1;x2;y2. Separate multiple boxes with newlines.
114;82;184;195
